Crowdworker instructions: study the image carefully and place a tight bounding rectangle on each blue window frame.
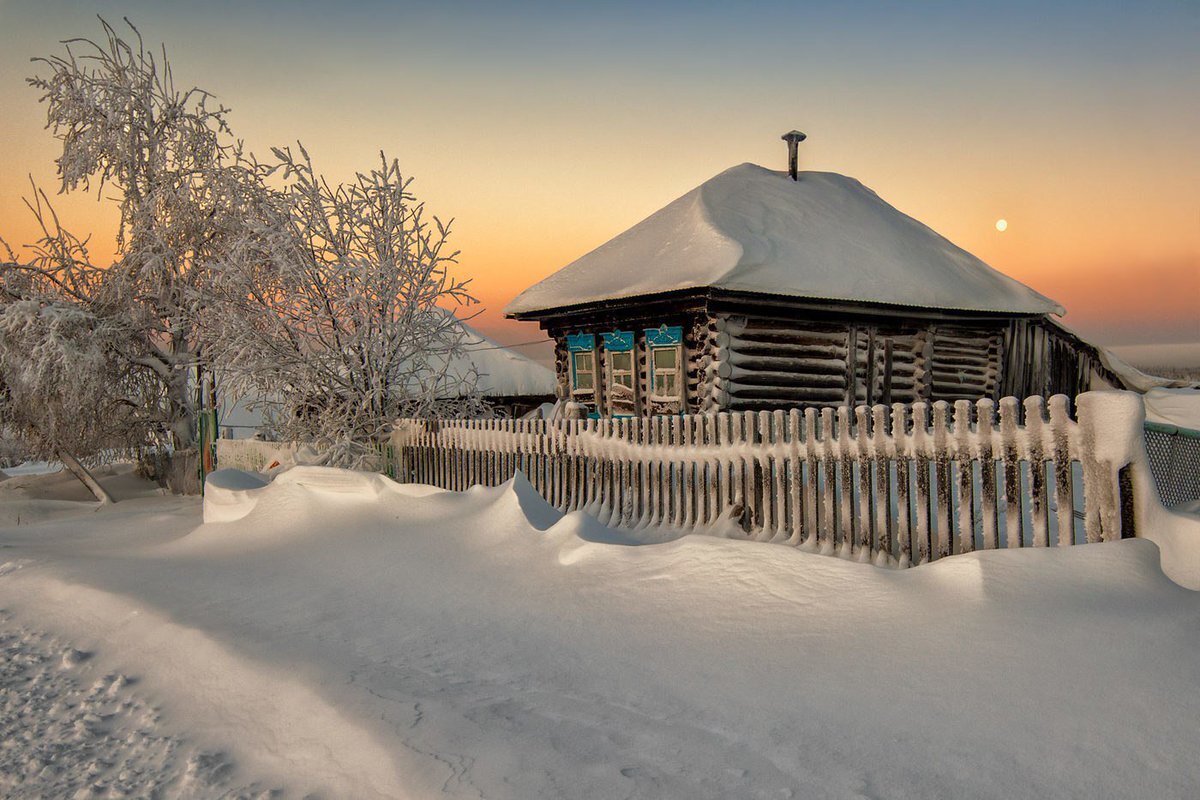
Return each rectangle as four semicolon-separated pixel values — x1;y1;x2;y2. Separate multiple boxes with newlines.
601;330;636;416
565;333;597;398
600;330;634;352
645;325;684;410
645;325;683;348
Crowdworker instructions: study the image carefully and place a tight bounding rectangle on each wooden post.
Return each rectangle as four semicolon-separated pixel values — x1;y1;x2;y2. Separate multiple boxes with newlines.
953;400;976;553
999;397;1024;548
976;399;999;550
932;401;952;559
872;404;891;560
912;403;932;563
787;409;804;545
803;408;820;548
837;406;855;556
820;408;836;550
1118;464;1136;539
1024;396;1050;547
892;404;912;566
1048;395;1075;546
855;405;874;558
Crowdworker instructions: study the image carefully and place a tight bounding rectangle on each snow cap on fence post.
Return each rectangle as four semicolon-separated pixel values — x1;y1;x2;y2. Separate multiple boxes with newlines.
1076;390;1151;540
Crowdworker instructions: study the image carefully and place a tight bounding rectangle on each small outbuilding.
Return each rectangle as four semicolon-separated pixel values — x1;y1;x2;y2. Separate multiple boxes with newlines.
505;136;1122;417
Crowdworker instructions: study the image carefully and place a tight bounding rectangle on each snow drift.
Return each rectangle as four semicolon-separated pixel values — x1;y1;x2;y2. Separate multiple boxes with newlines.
1;466;1199;798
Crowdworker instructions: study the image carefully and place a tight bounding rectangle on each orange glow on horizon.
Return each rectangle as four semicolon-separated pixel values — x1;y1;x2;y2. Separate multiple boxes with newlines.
1;4;1195;357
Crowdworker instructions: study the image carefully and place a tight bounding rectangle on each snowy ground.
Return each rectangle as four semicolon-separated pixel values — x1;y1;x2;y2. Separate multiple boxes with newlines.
1;465;1199;798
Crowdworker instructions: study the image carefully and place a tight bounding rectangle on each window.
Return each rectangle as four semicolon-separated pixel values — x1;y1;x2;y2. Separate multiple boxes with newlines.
644;325;684;413
651;347;679;398
572;351;595;392
566;333;597;402
601;329;636;416
606;350;635;414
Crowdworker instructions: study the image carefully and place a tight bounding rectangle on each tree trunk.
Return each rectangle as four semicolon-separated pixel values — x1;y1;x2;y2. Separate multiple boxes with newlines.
58;451;115;504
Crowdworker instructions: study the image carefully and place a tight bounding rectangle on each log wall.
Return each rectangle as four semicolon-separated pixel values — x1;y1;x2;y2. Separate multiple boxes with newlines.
712;312;1004;412
545;304;1120;418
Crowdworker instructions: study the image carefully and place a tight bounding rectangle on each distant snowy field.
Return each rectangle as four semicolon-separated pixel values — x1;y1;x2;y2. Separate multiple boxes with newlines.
1;465;1199;798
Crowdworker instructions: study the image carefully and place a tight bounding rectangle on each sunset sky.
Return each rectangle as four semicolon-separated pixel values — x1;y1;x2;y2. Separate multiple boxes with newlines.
1;1;1196;365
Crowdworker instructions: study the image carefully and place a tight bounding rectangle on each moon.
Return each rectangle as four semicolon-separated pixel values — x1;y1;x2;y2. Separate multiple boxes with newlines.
995;219;1008;232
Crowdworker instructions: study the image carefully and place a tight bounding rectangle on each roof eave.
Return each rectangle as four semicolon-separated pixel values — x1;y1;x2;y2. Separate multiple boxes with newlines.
506;285;1058;323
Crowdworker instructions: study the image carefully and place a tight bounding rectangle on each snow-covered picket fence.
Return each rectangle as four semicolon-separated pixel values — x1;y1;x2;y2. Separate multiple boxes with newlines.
389;392;1147;567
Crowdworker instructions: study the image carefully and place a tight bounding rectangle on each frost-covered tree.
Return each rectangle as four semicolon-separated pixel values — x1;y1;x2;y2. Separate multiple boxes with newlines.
0;199;164;501
2;18;268;451
204;146;488;467
0;292;146;504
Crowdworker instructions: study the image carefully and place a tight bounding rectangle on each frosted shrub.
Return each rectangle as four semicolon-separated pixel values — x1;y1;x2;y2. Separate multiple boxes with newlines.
204;146;488;468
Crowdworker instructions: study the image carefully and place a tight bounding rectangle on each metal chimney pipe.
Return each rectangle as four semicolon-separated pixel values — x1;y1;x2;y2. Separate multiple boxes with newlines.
781;130;807;180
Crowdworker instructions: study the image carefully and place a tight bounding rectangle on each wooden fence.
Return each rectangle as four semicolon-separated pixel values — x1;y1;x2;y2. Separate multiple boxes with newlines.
390;392;1143;567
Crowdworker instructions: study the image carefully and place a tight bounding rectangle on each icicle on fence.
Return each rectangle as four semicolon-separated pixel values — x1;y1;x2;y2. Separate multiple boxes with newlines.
389;392;1137;567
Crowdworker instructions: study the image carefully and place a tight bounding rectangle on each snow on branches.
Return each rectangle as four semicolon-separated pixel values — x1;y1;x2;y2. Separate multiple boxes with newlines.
16;17;270;450
204;146;489;468
2;18;489;478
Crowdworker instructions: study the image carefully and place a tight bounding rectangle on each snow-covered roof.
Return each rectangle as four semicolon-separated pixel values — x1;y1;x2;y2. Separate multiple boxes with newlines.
506;163;1063;317
447;321;556;398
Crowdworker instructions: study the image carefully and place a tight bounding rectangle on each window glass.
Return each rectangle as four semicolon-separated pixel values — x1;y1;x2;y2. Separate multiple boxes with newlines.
648;344;682;405
572;351;594;392
605;348;636;415
609;351;634;387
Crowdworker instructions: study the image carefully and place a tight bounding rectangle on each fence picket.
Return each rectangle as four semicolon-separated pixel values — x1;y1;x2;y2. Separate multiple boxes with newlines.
872;405;891;560
912;403;933;564
1024;397;1050;548
976;399;999;550
954;400;976;553
820;408;836;550
932;401;953;559
836;407;855;556
855;406;873;558
1048;395;1075;546
999;397;1024;548
892;404;912;566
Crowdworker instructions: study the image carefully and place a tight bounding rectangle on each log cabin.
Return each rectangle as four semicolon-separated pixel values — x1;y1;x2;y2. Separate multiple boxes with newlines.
505;134;1124;417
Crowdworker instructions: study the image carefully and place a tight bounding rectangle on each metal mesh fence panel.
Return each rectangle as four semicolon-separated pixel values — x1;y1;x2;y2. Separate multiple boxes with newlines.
1145;423;1200;508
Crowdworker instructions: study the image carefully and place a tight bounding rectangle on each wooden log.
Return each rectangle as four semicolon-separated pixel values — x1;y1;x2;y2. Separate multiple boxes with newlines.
723;358;848;378
1024;396;1050;547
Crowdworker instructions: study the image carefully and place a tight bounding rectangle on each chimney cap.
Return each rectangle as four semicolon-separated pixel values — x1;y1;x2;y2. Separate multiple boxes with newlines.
781;130;807;143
